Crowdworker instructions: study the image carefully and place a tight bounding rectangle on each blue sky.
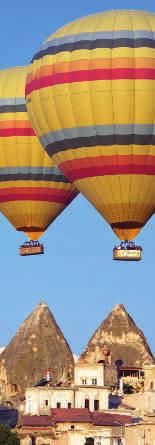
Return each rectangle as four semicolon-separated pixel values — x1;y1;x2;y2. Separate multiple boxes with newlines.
0;0;155;357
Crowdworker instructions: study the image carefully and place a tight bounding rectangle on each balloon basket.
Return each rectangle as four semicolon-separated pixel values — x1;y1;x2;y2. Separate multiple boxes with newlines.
113;241;142;261
19;241;44;256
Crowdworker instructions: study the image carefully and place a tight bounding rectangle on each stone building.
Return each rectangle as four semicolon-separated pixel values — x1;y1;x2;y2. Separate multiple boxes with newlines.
144;364;155;392
25;362;110;415
19;408;134;445
125;414;155;445
18;409;155;445
143;364;155;412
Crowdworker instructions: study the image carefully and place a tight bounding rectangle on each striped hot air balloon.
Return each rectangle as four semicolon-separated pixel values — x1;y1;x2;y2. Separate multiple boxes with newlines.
0;66;77;255
26;10;155;260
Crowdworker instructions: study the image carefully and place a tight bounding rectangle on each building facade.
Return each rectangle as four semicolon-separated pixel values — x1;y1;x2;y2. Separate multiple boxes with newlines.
19;409;131;445
25;363;110;415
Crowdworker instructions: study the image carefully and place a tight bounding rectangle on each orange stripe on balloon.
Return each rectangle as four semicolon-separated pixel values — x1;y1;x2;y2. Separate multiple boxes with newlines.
0;120;34;129
34;57;155;75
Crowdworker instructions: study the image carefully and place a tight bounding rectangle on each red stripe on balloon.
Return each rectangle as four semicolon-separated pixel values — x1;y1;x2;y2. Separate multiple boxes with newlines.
59;163;155;180
0;187;76;203
26;68;155;94
0;128;35;137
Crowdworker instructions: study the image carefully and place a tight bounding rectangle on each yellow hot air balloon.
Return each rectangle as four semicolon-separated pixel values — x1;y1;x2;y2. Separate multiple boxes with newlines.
26;10;155;260
0;66;77;255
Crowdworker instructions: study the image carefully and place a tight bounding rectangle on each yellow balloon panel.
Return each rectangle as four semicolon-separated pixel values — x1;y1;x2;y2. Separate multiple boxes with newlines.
0;66;77;239
26;10;155;240
0;201;66;240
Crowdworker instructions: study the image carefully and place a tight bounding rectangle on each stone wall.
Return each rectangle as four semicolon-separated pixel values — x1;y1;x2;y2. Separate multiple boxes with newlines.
125;421;155;445
144;365;155;391
25;385;110;415
20;437;32;445
74;363;104;386
123;393;145;410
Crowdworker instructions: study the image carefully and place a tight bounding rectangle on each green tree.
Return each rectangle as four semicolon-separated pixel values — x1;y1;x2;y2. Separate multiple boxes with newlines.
123;383;135;394
0;424;20;445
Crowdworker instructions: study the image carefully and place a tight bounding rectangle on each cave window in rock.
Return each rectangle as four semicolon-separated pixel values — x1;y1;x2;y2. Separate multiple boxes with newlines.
150;381;154;390
11;383;18;394
84;399;89;409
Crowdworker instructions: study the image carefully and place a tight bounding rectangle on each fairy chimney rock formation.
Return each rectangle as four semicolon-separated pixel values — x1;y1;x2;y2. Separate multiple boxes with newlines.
79;304;154;367
0;302;74;396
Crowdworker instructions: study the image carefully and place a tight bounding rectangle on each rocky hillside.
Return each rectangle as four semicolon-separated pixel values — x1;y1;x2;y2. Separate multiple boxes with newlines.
0;302;74;394
79;304;154;366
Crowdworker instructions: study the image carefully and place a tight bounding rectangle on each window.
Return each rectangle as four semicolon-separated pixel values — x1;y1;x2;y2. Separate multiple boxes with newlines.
11;384;18;394
92;378;97;385
44;399;49;407
94;399;99;411
68;402;72;408
81;378;87;385
150;381;154;390
85;438;94;445
85;399;89;409
112;440;123;445
57;402;61;408
27;398;32;413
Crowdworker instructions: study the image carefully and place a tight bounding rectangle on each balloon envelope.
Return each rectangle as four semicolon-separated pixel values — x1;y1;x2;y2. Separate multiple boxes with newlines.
26;10;155;241
0;66;77;241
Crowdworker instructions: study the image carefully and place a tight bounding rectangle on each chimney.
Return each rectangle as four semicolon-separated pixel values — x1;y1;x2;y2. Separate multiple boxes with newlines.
45;368;52;382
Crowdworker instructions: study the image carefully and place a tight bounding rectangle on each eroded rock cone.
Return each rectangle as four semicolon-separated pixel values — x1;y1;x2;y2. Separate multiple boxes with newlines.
79;304;154;367
0;302;74;395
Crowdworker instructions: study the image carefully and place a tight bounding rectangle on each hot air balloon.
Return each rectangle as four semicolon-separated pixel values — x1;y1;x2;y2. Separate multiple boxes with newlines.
0;66;77;256
26;10;155;261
